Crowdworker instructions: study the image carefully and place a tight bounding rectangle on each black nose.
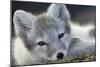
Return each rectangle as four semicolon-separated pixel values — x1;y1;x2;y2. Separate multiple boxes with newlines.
57;52;64;59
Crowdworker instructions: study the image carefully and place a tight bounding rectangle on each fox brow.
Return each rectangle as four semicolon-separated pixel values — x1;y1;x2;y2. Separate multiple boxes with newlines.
36;14;70;34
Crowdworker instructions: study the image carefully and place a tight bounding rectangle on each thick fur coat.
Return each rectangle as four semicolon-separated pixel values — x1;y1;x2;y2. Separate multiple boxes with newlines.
11;4;95;65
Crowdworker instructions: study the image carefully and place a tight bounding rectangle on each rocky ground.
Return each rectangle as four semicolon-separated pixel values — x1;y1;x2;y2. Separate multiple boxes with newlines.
46;54;96;64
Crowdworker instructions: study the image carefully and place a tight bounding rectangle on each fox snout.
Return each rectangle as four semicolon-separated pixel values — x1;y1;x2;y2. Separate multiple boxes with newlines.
48;49;67;60
56;52;64;59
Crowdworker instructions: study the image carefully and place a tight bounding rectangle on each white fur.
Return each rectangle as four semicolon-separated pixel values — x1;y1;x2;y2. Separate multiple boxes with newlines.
14;37;49;65
12;4;95;65
68;22;95;57
14;37;36;65
13;10;36;36
13;22;95;65
47;4;70;22
70;22;95;39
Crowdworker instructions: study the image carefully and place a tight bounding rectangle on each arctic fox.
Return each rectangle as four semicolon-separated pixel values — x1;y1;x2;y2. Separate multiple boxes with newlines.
11;4;95;65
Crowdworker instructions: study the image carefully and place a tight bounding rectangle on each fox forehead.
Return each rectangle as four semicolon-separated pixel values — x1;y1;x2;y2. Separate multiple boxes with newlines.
36;14;66;33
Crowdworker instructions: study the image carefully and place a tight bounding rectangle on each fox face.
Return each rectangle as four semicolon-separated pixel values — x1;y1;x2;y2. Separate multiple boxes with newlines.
13;4;71;62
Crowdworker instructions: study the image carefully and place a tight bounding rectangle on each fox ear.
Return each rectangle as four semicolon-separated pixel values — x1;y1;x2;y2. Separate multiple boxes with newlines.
13;10;36;36
47;4;70;22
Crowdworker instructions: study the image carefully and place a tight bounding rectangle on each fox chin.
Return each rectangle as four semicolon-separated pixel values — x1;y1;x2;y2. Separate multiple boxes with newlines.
11;4;95;65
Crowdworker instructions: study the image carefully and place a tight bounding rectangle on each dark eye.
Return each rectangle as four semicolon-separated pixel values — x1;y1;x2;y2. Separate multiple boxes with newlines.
37;41;47;46
58;33;64;39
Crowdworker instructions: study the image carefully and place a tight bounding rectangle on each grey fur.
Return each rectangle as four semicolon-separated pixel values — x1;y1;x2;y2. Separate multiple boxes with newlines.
11;3;95;65
12;4;71;65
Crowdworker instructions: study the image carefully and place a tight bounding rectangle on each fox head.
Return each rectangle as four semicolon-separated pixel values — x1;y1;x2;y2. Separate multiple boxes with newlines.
13;4;71;61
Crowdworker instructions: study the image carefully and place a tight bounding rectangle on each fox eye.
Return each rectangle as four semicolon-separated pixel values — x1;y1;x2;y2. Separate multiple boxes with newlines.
58;33;64;39
37;41;47;46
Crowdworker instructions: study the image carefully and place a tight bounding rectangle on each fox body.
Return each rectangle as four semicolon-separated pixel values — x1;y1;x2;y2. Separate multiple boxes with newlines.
68;23;95;57
12;4;95;65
